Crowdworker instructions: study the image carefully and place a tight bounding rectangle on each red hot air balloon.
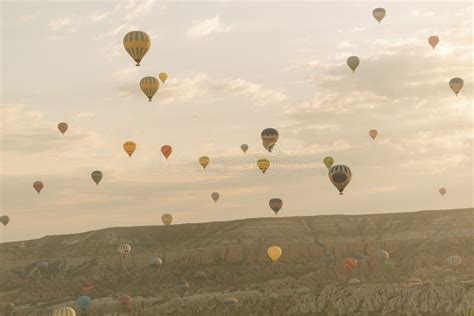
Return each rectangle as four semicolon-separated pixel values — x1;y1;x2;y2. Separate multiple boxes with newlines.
344;257;357;272
369;129;378;140
161;145;172;160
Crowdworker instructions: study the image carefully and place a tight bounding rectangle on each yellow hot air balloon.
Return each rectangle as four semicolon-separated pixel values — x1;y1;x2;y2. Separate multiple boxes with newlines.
162;213;173;225
159;72;168;83
123;31;151;66
267;246;282;262
323;157;334;170
347;56;360;73
123;141;136;157
449;78;464;96
199;156;210;170
52;307;76;316
257;158;270;174
140;76;159;101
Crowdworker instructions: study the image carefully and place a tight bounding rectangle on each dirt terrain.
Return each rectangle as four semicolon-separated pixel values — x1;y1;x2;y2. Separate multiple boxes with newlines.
0;208;473;315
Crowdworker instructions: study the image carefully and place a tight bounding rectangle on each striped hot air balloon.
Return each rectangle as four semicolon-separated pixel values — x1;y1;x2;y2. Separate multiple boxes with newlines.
447;255;462;267
329;165;352;195
52;307;76;316
118;244;131;258
269;198;283;215
123;31;151;66
140;76;159;101
162;213;173;225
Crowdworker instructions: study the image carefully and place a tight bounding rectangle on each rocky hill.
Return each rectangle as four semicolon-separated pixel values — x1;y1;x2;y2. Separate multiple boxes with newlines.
0;208;473;315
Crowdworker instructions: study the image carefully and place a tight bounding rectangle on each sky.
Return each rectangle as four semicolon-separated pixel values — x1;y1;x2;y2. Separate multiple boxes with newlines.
0;1;472;242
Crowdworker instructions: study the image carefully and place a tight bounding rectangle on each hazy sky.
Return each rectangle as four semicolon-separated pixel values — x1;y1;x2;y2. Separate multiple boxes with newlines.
1;1;472;242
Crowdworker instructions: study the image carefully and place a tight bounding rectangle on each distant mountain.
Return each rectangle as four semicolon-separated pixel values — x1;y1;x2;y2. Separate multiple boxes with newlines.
1;208;473;315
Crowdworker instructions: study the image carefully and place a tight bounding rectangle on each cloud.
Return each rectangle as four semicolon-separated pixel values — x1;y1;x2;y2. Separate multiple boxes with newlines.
48;17;75;31
186;15;232;39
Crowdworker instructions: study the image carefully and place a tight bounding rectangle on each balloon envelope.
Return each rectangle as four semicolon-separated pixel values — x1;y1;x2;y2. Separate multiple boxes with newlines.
323;157;334;170
267;245;282;262
76;295;92;311
261;128;279;152
161;145;172;159
57;122;68;134
369;129;378;140
149;257;163;267
123;141;136;157
175;281;189;297
372;8;386;22
241;144;249;153
439;187;447;196
449;77;464;96
257;158;270;174
36;261;49;272
118;244;131;258
81;281;94;293
118;295;132;309
329;165;352;195
33;181;44;194
159;72;168;83
199;156;210;169
211;192;220;202
1;215;10;226
52;307;76;316
91;171;103;185
347;56;360;73
447;255;462;267
123;31;151;66
428;35;439;49
223;297;239;305
375;250;390;261
269;198;283;215
162;213;173;225
140;76;159;101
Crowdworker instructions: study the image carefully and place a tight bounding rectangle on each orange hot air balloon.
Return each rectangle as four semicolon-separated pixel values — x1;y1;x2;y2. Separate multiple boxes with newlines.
57;122;68;134
81;281;95;293
33;181;44;194
161;145;172;159
344;257;357;272
369;129;378;140
123;141;136;157
428;36;439;49
267;246;282;262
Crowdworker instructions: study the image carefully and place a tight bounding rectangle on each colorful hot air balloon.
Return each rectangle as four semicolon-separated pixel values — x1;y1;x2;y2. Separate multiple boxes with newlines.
223;297;239;305
428;36;439;49
347;56;360;73
439;188;447;196
52;307;76;316
57;122;68;135
449;78;464;96
261;128;279;152
162;213;173;225
257;158;270;174
344;258;357;272
369;129;378;140
33;181;44;194
81;281;94;293
211;192;220;203
323;157;334;170
149;257;163;267
199;156;210;170
161;145;172;159
447;255;462;267
123;31;151;66
91;171;103;186
267;245;282;262
175;281;189;297
269;198;283;215
118;295;132;310
241;144;249;153
76;295;92;312
159;72;168;83
118;244;131;258
329;165;352;195
372;8;386;23
1;215;10;226
140;76;159;101
123;141;136;157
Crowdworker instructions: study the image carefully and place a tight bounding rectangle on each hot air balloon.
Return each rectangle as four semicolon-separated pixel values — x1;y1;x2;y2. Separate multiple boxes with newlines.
118;244;131;258
323;157;334;170
140;76;159;101
375;250;390;261
329;165;352;195
0;215;10;226
76;295;92;312
33;181;44;194
348;278;361;284
372;8;386;23
224;297;239;305
199;156;210;170
344;258;357;272
159;72;168;83
347;56;360;73
383;260;395;273
449;77;464;96
439;188;447;196
149;257;163;267
369;129;378;140
118;295;132;310
211;192;220;203
241;144;249;153
36;261;49;272
269;198;283;215
428;36;439;49
261;128;279;152
123;141;136;157
81;281;94;293
52;307;76;316
408;278;423;286
91;171;103;185
161;145;172;159
57;122;68;135
447;255;462;267
175;281;189;297
123;31;151;66
162;213;173;225
352;253;367;262
257;158;270;174
267;245;282;262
